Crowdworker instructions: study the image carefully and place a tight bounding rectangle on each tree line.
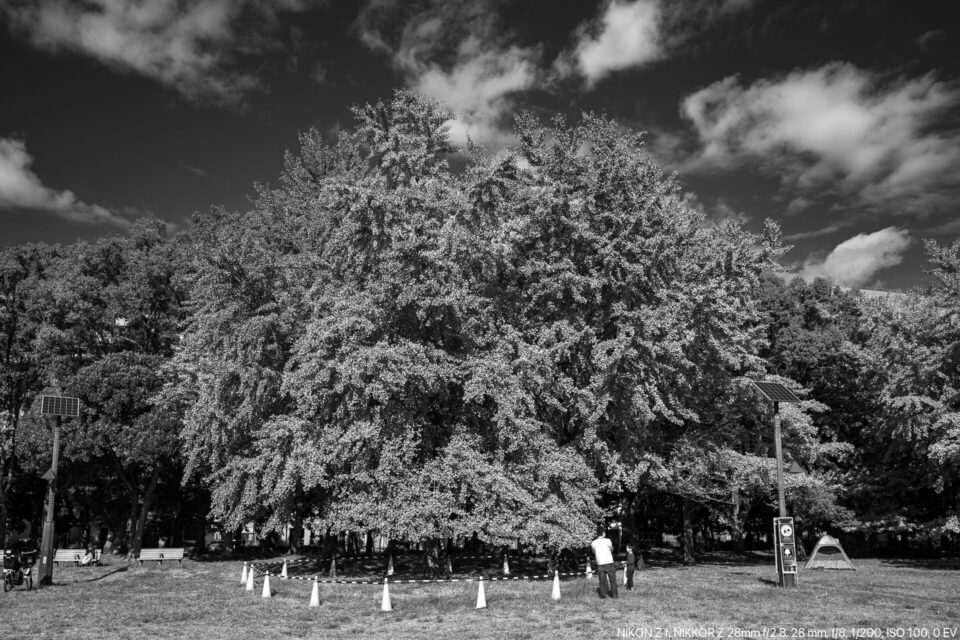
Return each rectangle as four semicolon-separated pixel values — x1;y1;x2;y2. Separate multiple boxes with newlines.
2;91;958;559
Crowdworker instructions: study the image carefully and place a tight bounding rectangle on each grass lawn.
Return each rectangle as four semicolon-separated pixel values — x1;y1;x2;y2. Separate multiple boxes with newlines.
2;552;957;639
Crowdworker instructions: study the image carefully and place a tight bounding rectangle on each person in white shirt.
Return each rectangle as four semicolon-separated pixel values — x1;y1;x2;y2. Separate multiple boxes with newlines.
591;528;618;598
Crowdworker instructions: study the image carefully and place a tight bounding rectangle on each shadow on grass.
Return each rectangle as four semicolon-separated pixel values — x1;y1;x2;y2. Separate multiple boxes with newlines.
757;577;780;587
879;557;960;570
85;566;128;582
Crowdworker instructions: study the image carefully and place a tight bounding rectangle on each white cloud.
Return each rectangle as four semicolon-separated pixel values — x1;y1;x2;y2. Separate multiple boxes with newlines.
357;0;539;147
571;0;663;86
415;43;536;147
800;227;911;287
2;0;317;106
559;0;758;85
681;63;960;214
0;138;131;227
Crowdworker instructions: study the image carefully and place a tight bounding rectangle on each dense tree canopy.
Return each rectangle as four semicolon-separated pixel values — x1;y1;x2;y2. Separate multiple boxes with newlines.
2;91;958;558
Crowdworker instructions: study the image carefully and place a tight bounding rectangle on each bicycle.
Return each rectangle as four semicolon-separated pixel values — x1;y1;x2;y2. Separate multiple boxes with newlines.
2;544;37;592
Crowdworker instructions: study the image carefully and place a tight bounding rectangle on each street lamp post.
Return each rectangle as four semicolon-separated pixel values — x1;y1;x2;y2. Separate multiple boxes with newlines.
773;401;787;518
751;381;801;589
37;395;79;587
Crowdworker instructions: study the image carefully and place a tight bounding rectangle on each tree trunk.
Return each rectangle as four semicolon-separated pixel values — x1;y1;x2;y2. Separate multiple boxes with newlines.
0;412;18;548
681;498;696;565
131;467;160;557
730;487;745;553
289;509;303;554
288;482;303;554
232;524;244;552
620;494;637;547
126;496;139;555
0;492;9;548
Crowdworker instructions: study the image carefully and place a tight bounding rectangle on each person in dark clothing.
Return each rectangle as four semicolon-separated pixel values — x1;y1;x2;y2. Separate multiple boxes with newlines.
624;544;636;590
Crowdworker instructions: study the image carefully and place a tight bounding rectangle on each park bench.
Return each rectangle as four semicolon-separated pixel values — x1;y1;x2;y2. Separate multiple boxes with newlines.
54;549;83;565
138;548;184;564
53;549;102;566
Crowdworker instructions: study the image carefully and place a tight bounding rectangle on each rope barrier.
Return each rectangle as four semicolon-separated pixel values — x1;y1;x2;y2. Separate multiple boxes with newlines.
244;563;593;584
248;556;595;569
246;552;553;565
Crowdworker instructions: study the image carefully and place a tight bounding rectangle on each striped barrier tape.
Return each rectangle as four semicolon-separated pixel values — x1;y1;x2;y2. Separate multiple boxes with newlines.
245;565;593;584
248;557;594;568
247;553;555;565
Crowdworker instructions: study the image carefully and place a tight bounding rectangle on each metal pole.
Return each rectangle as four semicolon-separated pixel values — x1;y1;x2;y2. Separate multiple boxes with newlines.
772;402;797;588
38;416;61;587
772;402;787;518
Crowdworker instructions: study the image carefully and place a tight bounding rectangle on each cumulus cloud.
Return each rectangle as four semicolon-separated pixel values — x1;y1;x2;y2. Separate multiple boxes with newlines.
681;63;960;215
569;0;663;86
357;0;539;147
0;138;132;226
800;227;911;287
1;0;318;106
559;0;757;85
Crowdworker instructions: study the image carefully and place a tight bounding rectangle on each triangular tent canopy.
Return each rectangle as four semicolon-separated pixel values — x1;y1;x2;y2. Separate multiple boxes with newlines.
804;535;856;570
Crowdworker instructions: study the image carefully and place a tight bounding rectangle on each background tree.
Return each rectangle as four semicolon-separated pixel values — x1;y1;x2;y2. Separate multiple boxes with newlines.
0;244;58;546
15;221;186;554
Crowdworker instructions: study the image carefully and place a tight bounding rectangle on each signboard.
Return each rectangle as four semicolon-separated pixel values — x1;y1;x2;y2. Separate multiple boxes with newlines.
773;516;798;584
40;396;80;417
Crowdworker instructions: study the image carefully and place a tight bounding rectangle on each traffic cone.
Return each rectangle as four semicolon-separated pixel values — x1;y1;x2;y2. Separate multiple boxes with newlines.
309;577;320;607
503;554;510;576
281;560;288;578
551;570;561;601
246;565;255;591
476;577;487;609
381;578;392;612
241;562;248;585
262;572;272;598
329;557;336;578
387;555;394;576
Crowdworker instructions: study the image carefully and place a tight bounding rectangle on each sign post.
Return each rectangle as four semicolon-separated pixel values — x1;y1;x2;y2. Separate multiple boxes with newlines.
37;395;79;587
751;381;801;589
773;516;798;585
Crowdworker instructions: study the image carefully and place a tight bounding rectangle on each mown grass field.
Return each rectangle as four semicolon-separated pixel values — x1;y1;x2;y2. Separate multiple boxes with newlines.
1;552;957;639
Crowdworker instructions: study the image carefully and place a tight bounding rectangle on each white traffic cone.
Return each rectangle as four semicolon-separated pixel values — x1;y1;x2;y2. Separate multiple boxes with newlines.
476;577;487;609
503;554;510;576
551;570;561;601
240;562;248;586
246;565;255;591
309;577;320;607
387;554;394;576
585;557;593;578
281;560;288;578
381;578;393;612
261;572;272;598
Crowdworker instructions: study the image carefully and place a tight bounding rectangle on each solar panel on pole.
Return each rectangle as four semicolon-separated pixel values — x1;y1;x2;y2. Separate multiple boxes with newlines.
751;381;800;403
750;380;800;590
40;395;80;416
37;395;79;586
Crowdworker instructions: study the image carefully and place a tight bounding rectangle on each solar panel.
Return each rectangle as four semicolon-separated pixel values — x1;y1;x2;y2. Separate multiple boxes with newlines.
752;381;800;403
40;395;80;416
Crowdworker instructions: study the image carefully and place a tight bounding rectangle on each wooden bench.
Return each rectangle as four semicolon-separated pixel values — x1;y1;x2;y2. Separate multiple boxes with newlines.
54;549;83;565
138;548;184;564
53;549;102;566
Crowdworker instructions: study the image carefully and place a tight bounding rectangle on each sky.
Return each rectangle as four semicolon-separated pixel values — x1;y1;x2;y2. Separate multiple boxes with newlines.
1;0;958;291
